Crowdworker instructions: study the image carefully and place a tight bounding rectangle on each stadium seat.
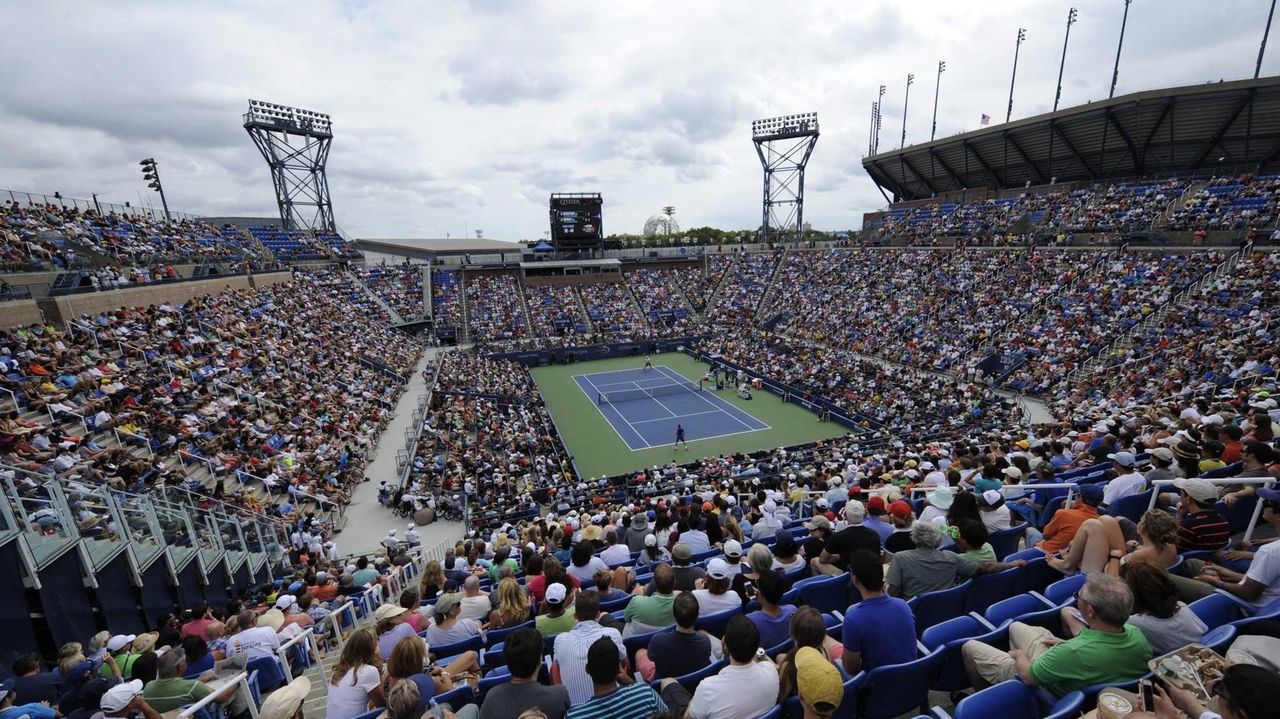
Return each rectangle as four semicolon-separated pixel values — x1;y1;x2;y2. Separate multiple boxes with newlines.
983;593;1054;629
796;573;851;614
947;680;1085;719
828;671;868;719
427;634;484;659
649;658;727;693
695;607;741;637
987;524;1027;561
919;614;1006;692
908;581;971;637
1188;592;1243;630
1106;489;1154;523
964;566;1021;615
246;656;286;693
429;685;475;711
1041;574;1086;605
859;651;944;719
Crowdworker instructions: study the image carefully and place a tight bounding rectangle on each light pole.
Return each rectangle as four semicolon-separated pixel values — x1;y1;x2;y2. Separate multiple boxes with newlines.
1259;0;1277;78
1007;28;1026;123
931;61;946;142
1110;0;1132;98
1054;7;1079;112
875;84;886;153
139;158;171;222
900;73;914;149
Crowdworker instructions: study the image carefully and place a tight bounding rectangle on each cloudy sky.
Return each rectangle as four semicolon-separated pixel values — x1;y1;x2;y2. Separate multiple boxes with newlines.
1;0;1275;240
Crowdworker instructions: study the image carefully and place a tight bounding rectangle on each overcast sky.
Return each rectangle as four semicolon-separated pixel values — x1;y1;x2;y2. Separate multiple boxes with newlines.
1;0;1275;240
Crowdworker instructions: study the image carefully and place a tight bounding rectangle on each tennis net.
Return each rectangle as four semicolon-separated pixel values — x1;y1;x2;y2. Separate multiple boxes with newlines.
598;380;702;405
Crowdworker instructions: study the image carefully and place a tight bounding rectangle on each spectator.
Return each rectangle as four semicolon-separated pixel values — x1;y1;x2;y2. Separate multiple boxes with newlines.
884;500;917;553
326;627;386;719
953;519;997;564
10;653;59;705
637;534;671;567
567;541;610;586
961;573;1151;696
1063;560;1205;655
748;571;797;651
810;500;880;576
1192;486;1280;607
720;540;744;577
636;592;712;682
977;489;1012;533
692;559;741;615
553;591;626;706
599;531;631;567
490;577;532;629
886;522;979;599
384;634;480;710
0;682;58;719
537;583;575;638
180;604;216;639
375;604;420;660
862;496;895;545
1145;664;1279;719
459;576;493;623
425;592;487;650
141;650;242;718
478;627;570;719
563;637;666;719
1027;484;1104;553
668;543;707;592
776;607;843;705
623;564;676;636
98;680;162;719
589;570;630;605
790;645;845;719
258;676;310;719
1173;477;1231;551
842;550;916;674
770;533;806;573
229;613;280;662
1102;451;1146;506
383;682;425;719
663;615;779;719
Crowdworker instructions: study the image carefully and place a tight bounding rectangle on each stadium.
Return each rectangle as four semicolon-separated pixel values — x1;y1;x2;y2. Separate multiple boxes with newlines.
2;3;1280;719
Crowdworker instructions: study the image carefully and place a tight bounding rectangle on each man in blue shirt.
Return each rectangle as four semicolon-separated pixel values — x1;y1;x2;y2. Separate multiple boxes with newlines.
11;654;61;705
862;497;895;546
0;684;57;719
842;550;917;675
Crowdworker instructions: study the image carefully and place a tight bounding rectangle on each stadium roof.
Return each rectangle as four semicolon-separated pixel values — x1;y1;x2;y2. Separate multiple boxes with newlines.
863;75;1280;202
354;237;524;257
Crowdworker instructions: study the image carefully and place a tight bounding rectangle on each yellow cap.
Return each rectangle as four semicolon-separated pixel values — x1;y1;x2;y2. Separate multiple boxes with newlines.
795;646;844;715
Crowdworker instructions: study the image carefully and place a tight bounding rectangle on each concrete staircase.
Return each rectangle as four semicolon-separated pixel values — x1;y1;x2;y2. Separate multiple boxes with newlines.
620;273;652;330
515;279;536;336
459;275;473;343
572;287;595;333
348;270;405;324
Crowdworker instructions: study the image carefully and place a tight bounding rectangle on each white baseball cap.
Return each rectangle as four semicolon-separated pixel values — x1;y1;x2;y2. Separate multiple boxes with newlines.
545;583;568;604
723;540;742;558
706;558;730;580
105;634;136;652
101;679;144;713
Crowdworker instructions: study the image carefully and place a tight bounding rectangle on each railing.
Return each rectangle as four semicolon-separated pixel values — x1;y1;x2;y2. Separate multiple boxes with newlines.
172;671;258;719
3;188;205;223
276;629;325;685
319;600;359;652
1146;477;1275;540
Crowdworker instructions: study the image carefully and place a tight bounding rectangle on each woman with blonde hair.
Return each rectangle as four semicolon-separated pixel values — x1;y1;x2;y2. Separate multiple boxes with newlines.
382;634;480;700
489;576;531;628
419;559;446;600
326;627;386;719
722;514;744;542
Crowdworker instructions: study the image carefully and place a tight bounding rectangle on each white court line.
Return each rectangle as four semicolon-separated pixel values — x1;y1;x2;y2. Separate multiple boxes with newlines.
630;410;723;424
653;365;771;432
572;374;649;451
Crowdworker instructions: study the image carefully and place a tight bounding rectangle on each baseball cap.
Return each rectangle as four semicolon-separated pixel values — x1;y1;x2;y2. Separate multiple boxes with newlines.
545;583;568;605
795;646;844;713
672;542;693;562
372;604;408;623
105;634;136;652
1172;478;1220;504
866;495;886;513
762;499;778;514
274;594;296;610
434;592;463;616
1077;484;1105;505
1107;451;1136;467
804;515;832;532
1001;466;1023;480
100;679;144;713
705;558;730;580
723;540;742;558
1148;447;1175;463
889;500;913;519
644;533;657;547
980;489;1004;508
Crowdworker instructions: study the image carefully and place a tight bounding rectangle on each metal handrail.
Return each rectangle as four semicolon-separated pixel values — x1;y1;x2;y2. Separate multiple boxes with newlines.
173;671;258;719
1146;477;1275;541
319;600;359;652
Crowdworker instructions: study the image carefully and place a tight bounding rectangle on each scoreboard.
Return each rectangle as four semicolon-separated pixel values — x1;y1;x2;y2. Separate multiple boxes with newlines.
549;193;603;252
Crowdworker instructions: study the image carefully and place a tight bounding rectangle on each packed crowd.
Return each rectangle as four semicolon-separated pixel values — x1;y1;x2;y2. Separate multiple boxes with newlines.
431;271;463;329
1168;174;1280;232
353;264;427;320
577;282;649;339
706;251;781;325
524;284;591;340
464;274;528;343
1065;180;1188;234
625;268;701;336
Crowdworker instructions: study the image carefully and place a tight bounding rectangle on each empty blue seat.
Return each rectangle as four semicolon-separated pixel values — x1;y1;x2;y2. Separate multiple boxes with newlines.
1042;574;1086;606
859;651;944;719
965;566;1021;615
649;658;727;693
797;574;851;614
1106;489;1154;523
694;607;741;637
988;524;1028;561
951;680;1084;719
908;581;971;637
920;614;1006;692
984;593;1053;628
1188;592;1243;630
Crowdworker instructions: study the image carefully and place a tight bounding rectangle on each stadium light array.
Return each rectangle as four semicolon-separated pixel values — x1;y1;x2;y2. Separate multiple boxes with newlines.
752;112;819;139
245;99;332;134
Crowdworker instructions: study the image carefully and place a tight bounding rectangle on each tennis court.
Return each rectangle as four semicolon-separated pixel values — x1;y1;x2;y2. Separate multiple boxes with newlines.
571;366;770;450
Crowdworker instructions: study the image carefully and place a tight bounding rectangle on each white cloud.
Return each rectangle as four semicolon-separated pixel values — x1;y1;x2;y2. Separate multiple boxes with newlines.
0;0;1274;239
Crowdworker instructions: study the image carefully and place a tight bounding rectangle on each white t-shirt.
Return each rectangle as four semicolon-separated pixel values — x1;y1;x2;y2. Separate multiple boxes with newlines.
459;594;492;622
687;661;781;719
325;665;381;719
1103;471;1147;505
229;626;281;660
566;556;610;585
692;588;742;615
1245;539;1280;608
980;505;1012;533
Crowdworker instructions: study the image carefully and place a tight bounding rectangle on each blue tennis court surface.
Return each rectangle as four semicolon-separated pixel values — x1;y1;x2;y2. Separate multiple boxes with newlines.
572;366;770;450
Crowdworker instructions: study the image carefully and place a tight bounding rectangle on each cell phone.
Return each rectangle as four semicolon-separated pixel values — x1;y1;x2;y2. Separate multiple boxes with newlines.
1139;679;1154;711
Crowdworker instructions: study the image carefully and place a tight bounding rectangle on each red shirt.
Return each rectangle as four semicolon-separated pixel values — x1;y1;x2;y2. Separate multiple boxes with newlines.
181;618;215;639
1221;441;1243;465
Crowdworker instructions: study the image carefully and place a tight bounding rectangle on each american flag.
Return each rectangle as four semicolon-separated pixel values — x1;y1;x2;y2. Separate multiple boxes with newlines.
980;114;991;126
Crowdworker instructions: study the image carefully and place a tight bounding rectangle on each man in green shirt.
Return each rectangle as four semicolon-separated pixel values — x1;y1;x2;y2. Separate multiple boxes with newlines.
537;583;577;638
142;650;245;718
623;564;676;636
961;573;1151;697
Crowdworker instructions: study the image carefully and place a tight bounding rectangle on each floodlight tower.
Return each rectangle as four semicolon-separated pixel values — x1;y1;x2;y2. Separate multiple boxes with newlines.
751;113;819;244
243;99;336;232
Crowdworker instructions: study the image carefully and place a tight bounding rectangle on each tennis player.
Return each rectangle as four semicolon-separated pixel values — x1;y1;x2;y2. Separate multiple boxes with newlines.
674;423;688;450
644;353;653;369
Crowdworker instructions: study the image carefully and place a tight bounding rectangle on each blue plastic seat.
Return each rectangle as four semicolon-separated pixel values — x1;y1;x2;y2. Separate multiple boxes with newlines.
920;614;1007;692
1042;574;1086;605
427;634;484;658
859;651;944;719
953;679;1084;719
984;593;1053;628
908;581;971;637
1188;592;1243;630
694;607;741;637
649;658;727;693
1200;624;1238;653
484;619;535;649
245;656;286;693
1106;489;1154;523
829;671;868;719
1011;557;1058;596
797;573;851;614
964;566;1021;615
987;524;1028;561
429;684;474;710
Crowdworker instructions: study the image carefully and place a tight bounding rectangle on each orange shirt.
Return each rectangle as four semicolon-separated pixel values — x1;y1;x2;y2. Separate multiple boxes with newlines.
1036;504;1100;553
311;583;338;601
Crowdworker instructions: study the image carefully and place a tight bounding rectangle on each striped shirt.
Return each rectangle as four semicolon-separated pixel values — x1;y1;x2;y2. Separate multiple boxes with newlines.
553;621;626;706
564;682;666;719
1177;510;1231;551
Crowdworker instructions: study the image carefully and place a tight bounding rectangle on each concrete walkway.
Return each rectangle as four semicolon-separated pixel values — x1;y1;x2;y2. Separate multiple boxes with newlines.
336;346;463;555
